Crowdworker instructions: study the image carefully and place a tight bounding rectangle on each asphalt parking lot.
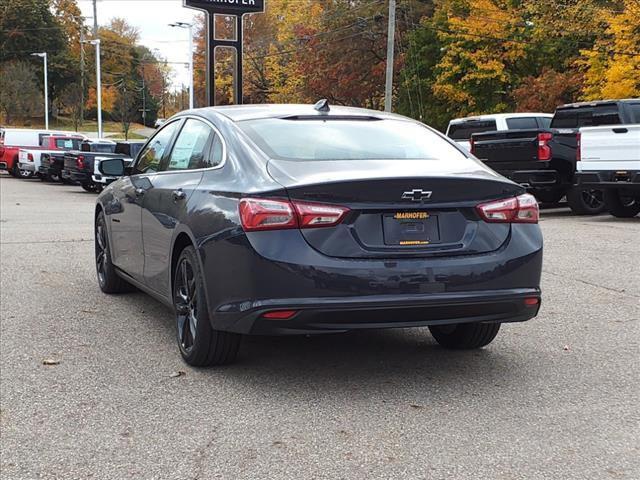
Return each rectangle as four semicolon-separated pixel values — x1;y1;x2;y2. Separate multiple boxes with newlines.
1;173;638;480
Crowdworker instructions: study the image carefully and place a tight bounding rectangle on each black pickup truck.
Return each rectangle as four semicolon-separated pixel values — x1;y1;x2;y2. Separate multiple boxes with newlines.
470;100;639;215
63;141;144;192
39;151;66;182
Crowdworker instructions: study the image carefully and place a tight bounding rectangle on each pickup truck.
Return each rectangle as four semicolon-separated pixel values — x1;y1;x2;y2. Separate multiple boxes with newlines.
446;113;553;151
39;152;67;183
18;135;86;178
0;128;81;177
63;140;144;192
470;99;640;215
575;123;640;218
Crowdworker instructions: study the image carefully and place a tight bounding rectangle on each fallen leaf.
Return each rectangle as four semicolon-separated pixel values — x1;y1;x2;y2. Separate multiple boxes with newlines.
169;370;186;378
42;358;60;366
409;404;424;409
563;345;571;351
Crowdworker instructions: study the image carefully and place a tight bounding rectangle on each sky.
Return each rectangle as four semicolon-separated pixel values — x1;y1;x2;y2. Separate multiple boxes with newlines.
77;0;202;88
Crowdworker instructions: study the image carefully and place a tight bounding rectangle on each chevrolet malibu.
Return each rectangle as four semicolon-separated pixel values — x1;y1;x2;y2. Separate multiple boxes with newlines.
94;102;543;366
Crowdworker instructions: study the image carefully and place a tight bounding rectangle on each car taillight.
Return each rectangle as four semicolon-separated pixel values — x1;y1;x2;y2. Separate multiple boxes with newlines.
576;132;581;162
76;155;85;169
476;193;539;224
239;198;349;232
27;153;34;162
537;132;552;161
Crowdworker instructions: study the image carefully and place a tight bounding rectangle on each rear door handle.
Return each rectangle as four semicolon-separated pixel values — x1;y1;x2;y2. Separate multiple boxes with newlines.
612;128;628;134
172;189;186;201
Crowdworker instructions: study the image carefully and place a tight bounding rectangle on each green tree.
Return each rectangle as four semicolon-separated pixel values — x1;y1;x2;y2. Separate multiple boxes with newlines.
0;60;42;123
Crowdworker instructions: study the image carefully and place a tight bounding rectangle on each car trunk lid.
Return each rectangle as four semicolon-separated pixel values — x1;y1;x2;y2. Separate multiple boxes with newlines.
267;159;523;259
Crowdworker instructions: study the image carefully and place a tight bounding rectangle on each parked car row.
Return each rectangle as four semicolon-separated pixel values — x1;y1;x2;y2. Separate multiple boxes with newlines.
0;127;144;193
446;98;640;218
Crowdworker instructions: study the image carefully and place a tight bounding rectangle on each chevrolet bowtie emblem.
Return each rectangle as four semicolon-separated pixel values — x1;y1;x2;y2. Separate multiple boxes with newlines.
401;189;433;202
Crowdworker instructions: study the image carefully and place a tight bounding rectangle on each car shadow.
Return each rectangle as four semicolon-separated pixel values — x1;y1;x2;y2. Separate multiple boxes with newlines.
215;327;532;399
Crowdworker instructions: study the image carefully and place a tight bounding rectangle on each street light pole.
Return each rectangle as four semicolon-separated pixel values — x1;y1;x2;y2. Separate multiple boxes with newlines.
31;53;48;129
83;39;103;138
169;22;194;109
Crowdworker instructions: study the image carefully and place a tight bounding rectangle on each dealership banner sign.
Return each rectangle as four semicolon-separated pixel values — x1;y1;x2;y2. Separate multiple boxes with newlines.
184;0;265;15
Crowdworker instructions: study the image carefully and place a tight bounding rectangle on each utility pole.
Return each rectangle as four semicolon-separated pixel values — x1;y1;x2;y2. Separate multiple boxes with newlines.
384;0;396;112
82;40;104;138
92;0;98;37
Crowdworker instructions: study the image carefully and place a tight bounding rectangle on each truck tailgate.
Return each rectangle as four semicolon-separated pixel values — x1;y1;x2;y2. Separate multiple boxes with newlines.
579;125;640;171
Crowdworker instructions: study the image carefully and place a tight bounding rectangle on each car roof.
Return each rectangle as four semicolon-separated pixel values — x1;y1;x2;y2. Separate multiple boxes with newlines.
192;104;408;123
449;113;553;124
557;98;640;109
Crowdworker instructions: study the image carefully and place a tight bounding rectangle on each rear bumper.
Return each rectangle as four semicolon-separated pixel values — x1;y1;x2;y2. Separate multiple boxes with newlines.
71;171;90;183
217;289;541;335
18;162;36;172
575;171;640;192
497;169;564;188
201;224;543;335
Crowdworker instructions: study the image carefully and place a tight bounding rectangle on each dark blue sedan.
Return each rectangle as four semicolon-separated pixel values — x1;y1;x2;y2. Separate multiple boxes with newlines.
95;102;542;366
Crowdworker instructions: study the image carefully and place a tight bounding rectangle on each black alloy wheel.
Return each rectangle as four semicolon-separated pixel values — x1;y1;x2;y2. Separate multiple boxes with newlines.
604;190;640;218
173;246;241;366
566;188;605;215
175;257;198;354
95;211;132;293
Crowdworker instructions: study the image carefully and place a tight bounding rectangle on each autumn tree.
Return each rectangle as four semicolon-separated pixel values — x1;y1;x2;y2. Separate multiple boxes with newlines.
580;0;640;100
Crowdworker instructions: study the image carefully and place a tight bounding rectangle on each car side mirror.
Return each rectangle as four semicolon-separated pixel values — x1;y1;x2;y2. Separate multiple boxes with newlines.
99;158;125;177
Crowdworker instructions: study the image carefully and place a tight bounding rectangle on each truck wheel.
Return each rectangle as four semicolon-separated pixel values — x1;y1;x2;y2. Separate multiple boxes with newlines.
429;323;500;349
604;190;640;218
10;162;20;178
173;246;241;366
81;182;96;192
95;211;134;293
566;188;605;215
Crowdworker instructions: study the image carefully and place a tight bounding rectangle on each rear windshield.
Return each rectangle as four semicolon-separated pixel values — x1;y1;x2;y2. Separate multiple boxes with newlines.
506;117;539;130
239;119;466;161
115;142;144;157
82;142;116;153
447;120;497;140
55;138;82;150
551;104;622;129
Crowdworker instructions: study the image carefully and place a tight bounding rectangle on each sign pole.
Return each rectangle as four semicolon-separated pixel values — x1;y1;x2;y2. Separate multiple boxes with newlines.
184;0;264;108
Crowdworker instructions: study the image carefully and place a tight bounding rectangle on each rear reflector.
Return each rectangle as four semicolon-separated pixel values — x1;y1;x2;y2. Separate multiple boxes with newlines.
476;193;539;224
262;310;298;319
239;198;349;232
524;297;540;306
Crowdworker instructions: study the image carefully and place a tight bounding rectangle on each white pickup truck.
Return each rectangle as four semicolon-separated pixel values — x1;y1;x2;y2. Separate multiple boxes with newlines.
18;135;86;177
576;123;640;217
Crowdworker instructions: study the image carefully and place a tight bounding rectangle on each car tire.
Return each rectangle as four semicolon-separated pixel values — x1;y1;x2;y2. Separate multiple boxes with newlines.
11;161;20;178
566;187;606;215
173;246;241;367
604;190;640;218
81;182;95;192
429;322;501;349
95;211;133;294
